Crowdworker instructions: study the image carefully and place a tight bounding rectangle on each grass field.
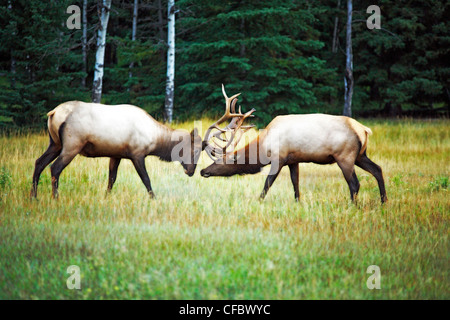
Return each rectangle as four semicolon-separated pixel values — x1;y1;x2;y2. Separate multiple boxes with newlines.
0;118;448;299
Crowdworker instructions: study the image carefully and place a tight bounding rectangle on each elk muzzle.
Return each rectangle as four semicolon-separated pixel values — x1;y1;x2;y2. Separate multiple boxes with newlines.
200;169;211;178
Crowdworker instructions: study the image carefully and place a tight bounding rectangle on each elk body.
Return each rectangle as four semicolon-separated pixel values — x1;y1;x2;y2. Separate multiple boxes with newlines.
201;90;387;203
31;101;202;199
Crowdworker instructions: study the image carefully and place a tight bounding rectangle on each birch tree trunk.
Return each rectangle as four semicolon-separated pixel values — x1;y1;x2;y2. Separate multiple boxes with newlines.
164;0;175;123
343;0;353;117
129;0;138;79
82;0;87;87
92;0;111;103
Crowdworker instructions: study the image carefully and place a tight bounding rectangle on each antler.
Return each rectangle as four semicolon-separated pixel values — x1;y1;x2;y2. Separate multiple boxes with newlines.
203;84;256;161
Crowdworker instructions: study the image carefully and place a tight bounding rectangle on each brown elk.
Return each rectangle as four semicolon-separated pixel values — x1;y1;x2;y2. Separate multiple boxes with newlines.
31;101;203;199
201;88;387;203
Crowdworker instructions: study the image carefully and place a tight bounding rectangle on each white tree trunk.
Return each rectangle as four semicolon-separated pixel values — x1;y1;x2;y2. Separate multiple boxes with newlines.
343;0;353;117
82;0;87;87
92;0;111;103
165;0;175;123
129;0;138;79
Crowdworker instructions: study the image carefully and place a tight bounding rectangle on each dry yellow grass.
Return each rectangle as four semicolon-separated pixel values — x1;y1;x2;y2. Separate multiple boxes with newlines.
0;118;448;299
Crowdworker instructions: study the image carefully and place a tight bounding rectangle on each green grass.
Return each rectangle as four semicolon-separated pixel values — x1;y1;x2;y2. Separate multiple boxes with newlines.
0;119;448;299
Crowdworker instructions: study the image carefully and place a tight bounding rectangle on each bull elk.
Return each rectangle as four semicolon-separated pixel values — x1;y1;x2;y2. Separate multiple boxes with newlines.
31;101;202;199
201;87;387;203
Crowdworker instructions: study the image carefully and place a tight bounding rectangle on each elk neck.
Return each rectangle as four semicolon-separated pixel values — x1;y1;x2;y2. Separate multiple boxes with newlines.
151;126;189;162
232;136;266;174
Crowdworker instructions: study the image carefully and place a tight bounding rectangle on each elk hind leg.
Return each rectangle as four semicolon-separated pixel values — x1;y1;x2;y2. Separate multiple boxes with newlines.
31;135;61;198
356;152;387;203
50;145;83;199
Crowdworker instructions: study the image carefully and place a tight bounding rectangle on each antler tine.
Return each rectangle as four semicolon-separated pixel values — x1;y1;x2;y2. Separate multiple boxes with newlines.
230;98;238;114
221;83;241;101
205;144;226;162
212;130;227;142
240;125;255;131
221;83;228;99
222;84;241;115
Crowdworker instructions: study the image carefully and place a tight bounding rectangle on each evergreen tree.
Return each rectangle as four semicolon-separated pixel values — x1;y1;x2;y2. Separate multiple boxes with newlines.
0;0;448;128
102;0;168;117
176;0;337;124
0;0;87;127
348;0;450;114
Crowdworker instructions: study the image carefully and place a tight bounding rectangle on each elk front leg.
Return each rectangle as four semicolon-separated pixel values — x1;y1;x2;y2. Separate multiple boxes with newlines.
131;156;155;198
288;163;300;201
106;157;121;193
260;162;284;200
336;159;360;202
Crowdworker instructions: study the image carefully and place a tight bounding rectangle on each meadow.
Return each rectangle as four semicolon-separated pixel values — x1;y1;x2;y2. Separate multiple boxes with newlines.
0;118;448;299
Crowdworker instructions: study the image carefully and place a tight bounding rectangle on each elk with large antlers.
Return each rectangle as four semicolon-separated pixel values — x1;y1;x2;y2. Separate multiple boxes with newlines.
201;88;387;203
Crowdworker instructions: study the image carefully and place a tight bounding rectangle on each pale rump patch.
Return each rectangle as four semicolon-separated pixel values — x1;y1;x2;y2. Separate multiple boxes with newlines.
345;117;372;155
47;102;78;146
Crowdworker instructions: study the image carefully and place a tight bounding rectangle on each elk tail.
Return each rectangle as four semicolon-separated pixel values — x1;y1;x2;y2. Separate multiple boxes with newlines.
360;126;372;155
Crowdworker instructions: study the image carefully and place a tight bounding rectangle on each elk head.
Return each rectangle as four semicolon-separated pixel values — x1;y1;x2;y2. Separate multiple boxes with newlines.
185;128;203;176
172;127;202;177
